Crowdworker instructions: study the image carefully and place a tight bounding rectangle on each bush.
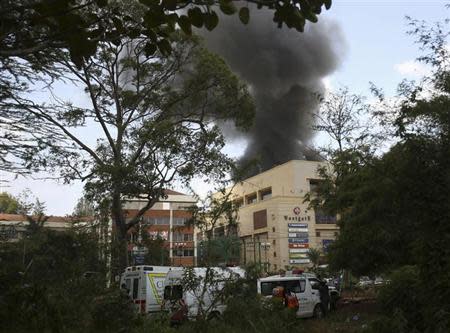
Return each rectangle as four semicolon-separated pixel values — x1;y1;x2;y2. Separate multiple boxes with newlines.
90;288;138;333
374;265;423;332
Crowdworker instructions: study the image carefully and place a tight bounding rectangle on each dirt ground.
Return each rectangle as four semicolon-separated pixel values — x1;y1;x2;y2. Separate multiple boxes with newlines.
303;298;380;333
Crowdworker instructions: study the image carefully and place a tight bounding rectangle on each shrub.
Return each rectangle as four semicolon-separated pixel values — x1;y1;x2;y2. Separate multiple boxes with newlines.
374;265;423;331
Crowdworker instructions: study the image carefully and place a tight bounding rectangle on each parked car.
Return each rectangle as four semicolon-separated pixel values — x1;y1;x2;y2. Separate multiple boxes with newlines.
357;276;374;288
257;271;330;318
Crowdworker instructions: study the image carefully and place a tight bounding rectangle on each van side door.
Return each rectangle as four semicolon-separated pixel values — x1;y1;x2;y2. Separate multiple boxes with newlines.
286;278;307;316
308;278;322;313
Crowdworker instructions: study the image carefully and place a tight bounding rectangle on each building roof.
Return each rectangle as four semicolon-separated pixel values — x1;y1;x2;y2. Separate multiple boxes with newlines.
163;189;186;196
0;213;94;223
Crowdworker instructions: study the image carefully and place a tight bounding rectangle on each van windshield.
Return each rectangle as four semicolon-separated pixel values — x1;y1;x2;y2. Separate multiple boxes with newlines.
260;279;305;296
164;285;183;300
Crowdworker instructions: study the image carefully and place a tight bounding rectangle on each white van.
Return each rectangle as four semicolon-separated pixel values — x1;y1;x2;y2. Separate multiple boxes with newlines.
162;267;245;322
257;272;326;318
120;265;179;313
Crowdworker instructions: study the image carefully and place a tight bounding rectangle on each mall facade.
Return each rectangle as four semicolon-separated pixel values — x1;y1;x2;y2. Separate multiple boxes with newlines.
222;160;339;271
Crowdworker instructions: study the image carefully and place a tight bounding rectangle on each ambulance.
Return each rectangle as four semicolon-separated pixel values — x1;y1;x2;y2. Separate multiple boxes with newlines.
120;265;181;313
257;270;328;318
162;266;246;321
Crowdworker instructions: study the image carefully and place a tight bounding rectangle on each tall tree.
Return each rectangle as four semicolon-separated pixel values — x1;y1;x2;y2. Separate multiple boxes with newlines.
1;0;333;174
10;24;255;269
308;16;450;331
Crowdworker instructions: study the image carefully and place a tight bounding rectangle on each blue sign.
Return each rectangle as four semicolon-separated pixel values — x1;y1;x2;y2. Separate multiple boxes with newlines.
289;232;309;238
134;254;145;264
288;223;308;228
288;238;309;244
322;239;334;252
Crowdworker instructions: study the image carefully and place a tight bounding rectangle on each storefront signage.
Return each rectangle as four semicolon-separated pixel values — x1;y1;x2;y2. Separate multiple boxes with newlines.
289;253;309;259
288;227;308;233
289;259;310;264
288;238;309;244
288;232;309;238
288;223;308;228
289;243;309;249
284;215;310;222
289;248;309;253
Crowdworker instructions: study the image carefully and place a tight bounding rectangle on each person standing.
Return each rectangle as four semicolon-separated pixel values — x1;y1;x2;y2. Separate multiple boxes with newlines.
318;280;330;316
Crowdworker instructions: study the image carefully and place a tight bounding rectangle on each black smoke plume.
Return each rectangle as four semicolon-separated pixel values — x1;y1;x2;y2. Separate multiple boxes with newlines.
199;7;346;176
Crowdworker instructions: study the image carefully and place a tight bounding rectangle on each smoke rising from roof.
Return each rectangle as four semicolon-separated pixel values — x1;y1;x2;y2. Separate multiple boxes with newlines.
199;8;346;175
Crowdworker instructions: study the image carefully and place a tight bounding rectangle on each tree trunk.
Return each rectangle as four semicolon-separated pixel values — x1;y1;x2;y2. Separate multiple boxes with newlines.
111;191;129;273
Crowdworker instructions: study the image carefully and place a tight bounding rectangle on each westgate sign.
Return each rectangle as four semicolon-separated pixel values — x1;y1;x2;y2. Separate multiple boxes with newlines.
284;215;310;222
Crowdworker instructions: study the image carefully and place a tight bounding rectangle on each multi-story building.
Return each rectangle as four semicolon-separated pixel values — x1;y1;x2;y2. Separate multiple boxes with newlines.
217;160;339;271
123;190;197;266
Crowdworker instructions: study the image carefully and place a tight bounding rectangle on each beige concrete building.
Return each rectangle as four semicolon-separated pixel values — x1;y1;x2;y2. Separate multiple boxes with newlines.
224;160;339;271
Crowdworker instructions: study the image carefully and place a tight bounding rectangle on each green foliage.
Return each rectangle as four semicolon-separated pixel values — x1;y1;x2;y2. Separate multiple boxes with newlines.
141;232;170;265
1;0;330;174
376;266;423;331
307;248;321;269
90;288;138;333
198;236;240;266
0;191;21;214
308;16;450;332
0;227;108;332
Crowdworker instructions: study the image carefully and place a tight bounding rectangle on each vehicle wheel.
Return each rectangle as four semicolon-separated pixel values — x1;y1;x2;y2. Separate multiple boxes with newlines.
313;304;324;319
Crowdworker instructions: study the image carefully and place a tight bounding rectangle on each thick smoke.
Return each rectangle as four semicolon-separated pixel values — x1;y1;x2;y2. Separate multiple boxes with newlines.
199;8;346;175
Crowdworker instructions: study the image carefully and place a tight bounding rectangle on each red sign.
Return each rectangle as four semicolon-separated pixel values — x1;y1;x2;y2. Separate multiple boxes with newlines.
289;243;309;249
293;207;301;215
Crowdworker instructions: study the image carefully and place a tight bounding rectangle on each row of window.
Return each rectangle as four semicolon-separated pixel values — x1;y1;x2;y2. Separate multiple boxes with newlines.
172;233;194;242
173;249;194;257
233;187;272;207
137;217;188;226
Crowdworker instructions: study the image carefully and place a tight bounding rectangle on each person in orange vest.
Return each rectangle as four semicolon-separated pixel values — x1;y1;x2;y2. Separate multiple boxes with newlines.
284;287;299;311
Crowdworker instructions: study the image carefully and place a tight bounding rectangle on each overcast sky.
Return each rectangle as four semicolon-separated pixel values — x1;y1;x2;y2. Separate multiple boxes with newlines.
1;0;447;215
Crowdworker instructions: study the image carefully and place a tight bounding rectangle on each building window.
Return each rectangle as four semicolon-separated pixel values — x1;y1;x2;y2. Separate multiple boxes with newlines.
309;179;321;193
272;227;275;232
315;209;337;224
183;234;193;242
272;239;276;245
246;193;257;205
141;216;171;225
173;217;188;226
173;233;193;242
173;232;183;242
273;252;277;257
259;187;272;201
253;210;267;230
316;231;321;237
173;249;194;257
